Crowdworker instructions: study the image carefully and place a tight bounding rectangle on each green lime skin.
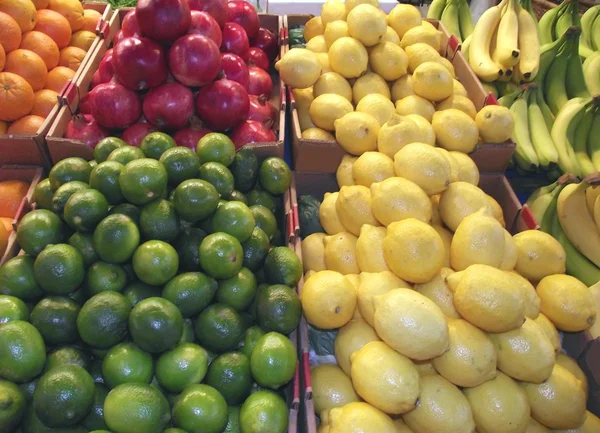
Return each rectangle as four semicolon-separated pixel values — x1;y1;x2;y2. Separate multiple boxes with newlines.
139;199;180;241
263;247;303;288
239;326;266;359
129;297;183;354
172;384;228;433
229;147;259;193
132;240;179;286
155;342;209;393
33;244;85;295
85;262;127;295
33;178;54;210
140;132;176;160
256;284;301;335
247;189;277;214
0;294;29;324
162;272;217;318
205;352;252;405
228;189;248;204
22;403;88;432
76;291;131;349
64;189;110;232
49;157;92;190
108;203;141;225
258;157;292;196
102;342;154;389
174;227;207;271
81;383;109;431
198;162;235;197
33;364;95;427
17;377;38;403
30;296;80;345
179;318;195;344
199;233;244;280
239;391;288;433
104;383;171;433
95;137;127;163
89;161;125;205
194;304;246;354
241;227;270;272
68;232;100;268
44;346;90;373
119;159;168;206
212;201;256;242
224;405;241;433
16;209;65;256
0;256;42;301
107;146;145;166
216;268;257;312
250;332;297;390
0;380;25;432
160;147;201;185
250;205;277;241
51;181;89;216
93;214;140;264
196;133;236;166
122;281;162;308
173;179;220;222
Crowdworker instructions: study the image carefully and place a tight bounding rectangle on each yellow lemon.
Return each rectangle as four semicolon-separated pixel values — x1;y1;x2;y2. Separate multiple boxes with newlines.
394;142;452;195
513;230;567;282
336;185;380;235
293;87;314;110
534;313;562;355
555;353;588;398
316;52;333;73
383;219;445;283
414;267;459;319
437;95;478;118
400;25;443;52
321;0;347;27
352;151;394;187
431;194;442;225
387;4;421;39
310;93;354;131
311;363;360;415
352;72;391;104
487;194;506;227
405;42;442;73
449;151;480;185
525;418;550;433
432;224;452;267
302;232;327;272
438;57;456;77
373;288;449;359
506;271;541;319
305;16;324;41
475;105;514;143
438;181;493;231
576;411;600;433
391;75;415;102
350;341;420;414
413;360;437;377
347;4;387;47
355;225;389;272
371;177;432;225
334;112;380;155
305;270;316;281
393;418;415;433
356;93;395;126
357;271;410;327
334;319;381;375
500;229;518;270
328;36;369;79
412;61;454;102
324;20;349;49
307;35;328;53
320;192;346;235
436;148;460;182
368;41;408;81
377;113;424;158
395;95;435;122
324;402;397;433
276;48;322;89
302;128;335;141
382;26;400;44
405;114;435;146
324;232;361;274
336;154;357;187
313;72;353;101
345;0;379;13
298;104;316;131
453;79;469;97
300;270;356;329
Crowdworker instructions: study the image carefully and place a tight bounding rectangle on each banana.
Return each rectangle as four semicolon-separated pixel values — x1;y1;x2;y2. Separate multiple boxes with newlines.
583;51;600;95
554;0;575;40
519;0;537;24
581;5;600;48
537;3;562;45
551;97;589;176
544;39;570;115
458;0;475;40
594;194;600;232
573;104;596;176
586;184;600;215
511;89;540;172
441;0;463;42
588;110;600;171
461;33;472;61
468;0;506;81
535;32;567;90
427;0;448;20
565;31;591;99
528;86;559;170
492;0;520;68
536;85;555;130
557;180;600;268
498;88;523;108
591;12;600;50
540;182;566;231
517;6;540;81
526;180;560;222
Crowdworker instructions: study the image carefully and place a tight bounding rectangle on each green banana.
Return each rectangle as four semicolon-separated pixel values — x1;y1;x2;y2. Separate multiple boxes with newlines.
510;89;540;172
565;31;591;99
538;3;562;45
457;0;474;40
573;103;597;176
544;38;570;115
427;0;448;20
591;12;600;51
441;0;462;42
536;85;555;130
535;32;568;89
526;179;559;221
583;51;600;94
528;86;559;170
498;88;523;108
540;182;566;232
461;33;472;62
554;0;575;39
551;97;590;176
588;110;600;171
580;5;600;47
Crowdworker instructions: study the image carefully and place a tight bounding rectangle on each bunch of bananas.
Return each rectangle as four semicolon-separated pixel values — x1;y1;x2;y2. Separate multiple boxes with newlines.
539;0;595;57
581;5;600;52
427;0;474;42
527;174;600;286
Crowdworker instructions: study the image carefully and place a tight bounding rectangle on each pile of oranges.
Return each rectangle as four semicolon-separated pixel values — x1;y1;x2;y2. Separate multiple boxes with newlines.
0;0;101;135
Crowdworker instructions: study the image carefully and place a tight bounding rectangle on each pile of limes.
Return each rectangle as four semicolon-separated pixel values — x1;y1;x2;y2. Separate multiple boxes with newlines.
0;132;302;433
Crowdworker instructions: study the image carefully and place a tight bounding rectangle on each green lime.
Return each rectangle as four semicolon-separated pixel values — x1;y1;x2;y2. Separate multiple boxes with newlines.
68;232;99;268
263;247;302;287
230;147;259;193
81;384;109;431
64;189;110;232
140;199;180;241
239;390;288;433
250;205;277;241
239;326;266;358
102;342;154;389
197;198;226;233
93;214;140;264
164;429;188;433
224;405;241;433
132;240;179;286
216;268;257;312
258;158;291;196
44;346;91;372
174;227;207;271
95;137;127;163
122;281;162;308
90;359;104;384
241;227;270;272
77;291;131;349
119;158;168;205
162;272;217;318
180;318;195;344
129;297;183;354
33;244;84;295
198;162;235;197
160;147;201;185
33;178;54;210
108;203;141;224
173;179;220;222
107;146;145;165
228;189;248;204
18;377;38;403
86;261;127;295
212;201;256;242
155;342;208;393
51;180;89;215
67;286;87;305
16;209;65;256
172;384;228;433
89;161;125;205
250;332;296;389
141;132;176;160
256;284;301;335
30;296;80;345
0;294;28;324
196;133;236;166
199;233;244;279
104;383;171;433
205;352;252;405
194;303;245;353
89;160;97;168
0;380;25;432
21;404;88;433
33;364;94;427
247;189;277;214
49;157;92;190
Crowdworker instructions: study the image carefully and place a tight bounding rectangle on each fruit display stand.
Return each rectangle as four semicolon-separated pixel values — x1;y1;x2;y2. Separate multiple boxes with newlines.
285;15;516;175
0;165;43;266
0;2;112;169
45;8;288;164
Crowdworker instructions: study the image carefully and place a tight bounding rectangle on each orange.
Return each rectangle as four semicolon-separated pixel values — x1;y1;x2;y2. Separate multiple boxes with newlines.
32;88;57;117
0;72;35;122
7;114;44;134
81;8;101;32
48;0;83;31
0;44;4;71
0;217;9;256
0;180;29;218
59;46;85;71
0;0;36;32
0;217;13;233
45;65;73;92
34;9;71;49
0;11;21;53
32;0;48;9
20;31;60;70
70;30;96;52
0;121;7;134
4;49;48;91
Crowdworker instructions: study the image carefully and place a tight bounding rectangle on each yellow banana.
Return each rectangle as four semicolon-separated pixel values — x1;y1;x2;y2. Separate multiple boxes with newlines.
594;194;600;233
492;0;520;68
516;6;540;81
468;0;506;81
585;185;600;216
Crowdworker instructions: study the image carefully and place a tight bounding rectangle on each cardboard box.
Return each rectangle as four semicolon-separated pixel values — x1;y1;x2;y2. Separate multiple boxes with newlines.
0;2;112;169
46;11;287;164
285;16;515;174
